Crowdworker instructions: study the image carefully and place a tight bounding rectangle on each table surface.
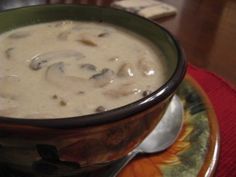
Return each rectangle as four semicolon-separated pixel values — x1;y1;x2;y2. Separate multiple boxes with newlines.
0;0;235;86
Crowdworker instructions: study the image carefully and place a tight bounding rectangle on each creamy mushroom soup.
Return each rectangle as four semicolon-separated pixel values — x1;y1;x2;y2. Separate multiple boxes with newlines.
0;21;167;118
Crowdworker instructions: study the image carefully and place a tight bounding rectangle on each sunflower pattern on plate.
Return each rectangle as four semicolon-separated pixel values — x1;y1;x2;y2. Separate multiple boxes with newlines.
118;75;219;177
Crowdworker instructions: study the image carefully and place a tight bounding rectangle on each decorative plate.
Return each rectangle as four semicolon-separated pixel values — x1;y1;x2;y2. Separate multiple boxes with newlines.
116;74;220;177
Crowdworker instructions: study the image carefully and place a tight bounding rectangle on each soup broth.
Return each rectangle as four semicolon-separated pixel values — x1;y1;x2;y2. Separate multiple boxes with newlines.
0;21;167;118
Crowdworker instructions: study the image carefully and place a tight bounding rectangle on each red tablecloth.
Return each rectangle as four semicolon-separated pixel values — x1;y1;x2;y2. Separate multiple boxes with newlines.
188;65;236;177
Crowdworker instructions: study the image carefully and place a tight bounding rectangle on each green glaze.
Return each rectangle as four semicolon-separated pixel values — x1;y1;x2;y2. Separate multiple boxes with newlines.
161;79;210;177
0;4;177;78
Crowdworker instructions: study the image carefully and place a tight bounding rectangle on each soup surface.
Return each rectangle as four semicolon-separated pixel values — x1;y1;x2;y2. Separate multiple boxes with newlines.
0;21;167;118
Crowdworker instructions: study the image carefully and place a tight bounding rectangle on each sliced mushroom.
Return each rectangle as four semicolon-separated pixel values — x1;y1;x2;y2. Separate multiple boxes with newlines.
80;64;97;71
59;100;67;106
95;106;107;113
52;94;58;99
78;38;98;47
45;62;90;91
117;63;134;77
8;31;30;39
57;31;71;41
30;59;48;70
90;68;115;87
46;63;114;90
103;83;141;99
45;62;66;85
4;47;14;59
77;91;85;95
142;90;152;97
137;58;156;76
29;50;84;70
98;32;109;38
108;57;120;62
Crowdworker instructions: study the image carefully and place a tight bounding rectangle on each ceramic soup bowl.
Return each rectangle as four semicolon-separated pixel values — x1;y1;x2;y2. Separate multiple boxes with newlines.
0;4;186;176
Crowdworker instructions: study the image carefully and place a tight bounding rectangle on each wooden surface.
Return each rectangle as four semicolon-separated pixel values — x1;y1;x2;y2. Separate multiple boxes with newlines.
0;0;235;86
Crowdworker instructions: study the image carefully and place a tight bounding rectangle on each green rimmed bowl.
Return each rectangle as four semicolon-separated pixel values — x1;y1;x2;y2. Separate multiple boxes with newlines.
0;4;186;176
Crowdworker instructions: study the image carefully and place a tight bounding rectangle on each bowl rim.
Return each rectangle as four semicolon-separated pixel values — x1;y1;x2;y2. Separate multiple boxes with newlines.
0;4;187;128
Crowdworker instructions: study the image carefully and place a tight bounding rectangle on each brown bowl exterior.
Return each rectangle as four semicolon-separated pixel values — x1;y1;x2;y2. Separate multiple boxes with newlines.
0;4;186;176
0;97;170;175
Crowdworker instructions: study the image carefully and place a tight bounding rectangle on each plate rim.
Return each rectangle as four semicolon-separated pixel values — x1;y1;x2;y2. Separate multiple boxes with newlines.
185;74;220;177
118;74;220;177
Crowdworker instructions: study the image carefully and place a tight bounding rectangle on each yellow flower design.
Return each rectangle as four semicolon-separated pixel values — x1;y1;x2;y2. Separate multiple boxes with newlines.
119;112;193;177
